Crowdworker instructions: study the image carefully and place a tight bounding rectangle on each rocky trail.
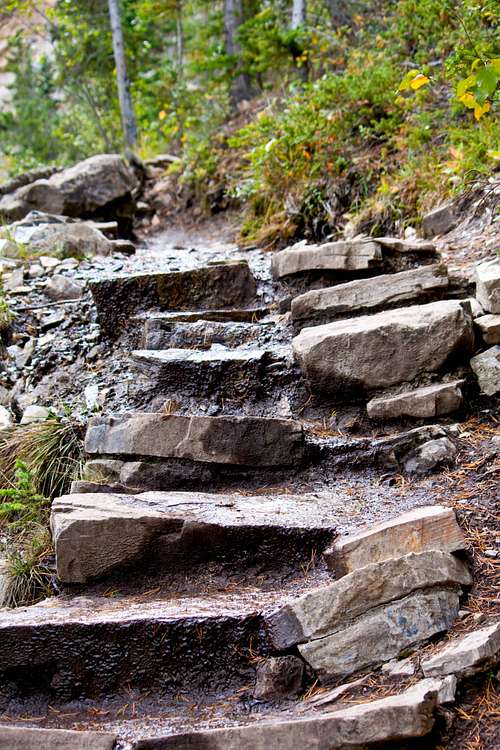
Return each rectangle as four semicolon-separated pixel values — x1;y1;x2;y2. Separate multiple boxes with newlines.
0;156;498;749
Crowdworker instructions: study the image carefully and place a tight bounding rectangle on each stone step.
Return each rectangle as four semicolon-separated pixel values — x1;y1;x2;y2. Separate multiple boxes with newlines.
131;346;287;398
51;490;336;582
298;589;460;680
324;505;465;577
0;592;272;702
291;264;449;326
0;727;117;750
292;300;474;395
84;412;305;467
475;314;500;345
135;306;270;325
132;679;445;749
142;318;268;350
88;260;257;337
266;550;471;650
366;380;464;420
272;239;383;279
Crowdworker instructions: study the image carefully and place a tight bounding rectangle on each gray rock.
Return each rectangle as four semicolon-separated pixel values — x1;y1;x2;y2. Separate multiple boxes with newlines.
475;258;500;314
51;490;336;582
292;265;448;325
464;297;484;319
266;551;470;650
89;261;257;337
292;300;474;394
375;237;437;253
422;203;458;238
475;314;500;345
381;657;416;677
0;727;117;750
422;621;500;678
45;274;84;301
85;412;304;467
367;381;463;420
3;266;24;291
0;154;137;220
254;656;304;700
305;675;369;706
324;505;465;577
133;679;443;749
272;239;382;279
0;558;10;607
143;319;262;350
299;589;460;679
402;437;457;475
470;346;500;395
20;405;50;425
131;346;273;399
0;405;13;430
11;221;114;258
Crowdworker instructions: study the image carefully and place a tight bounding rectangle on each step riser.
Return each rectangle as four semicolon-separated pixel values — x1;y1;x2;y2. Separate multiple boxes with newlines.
89;262;257;338
0;614;264;703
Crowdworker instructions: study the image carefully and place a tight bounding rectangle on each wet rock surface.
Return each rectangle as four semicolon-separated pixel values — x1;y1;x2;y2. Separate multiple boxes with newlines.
0;175;498;749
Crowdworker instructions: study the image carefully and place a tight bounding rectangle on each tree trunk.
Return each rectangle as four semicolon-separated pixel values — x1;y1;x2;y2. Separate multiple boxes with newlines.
176;0;184;72
291;0;306;29
107;0;137;149
223;0;252;106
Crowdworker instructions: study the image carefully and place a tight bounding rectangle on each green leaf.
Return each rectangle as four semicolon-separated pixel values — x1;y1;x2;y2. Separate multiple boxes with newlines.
476;65;498;98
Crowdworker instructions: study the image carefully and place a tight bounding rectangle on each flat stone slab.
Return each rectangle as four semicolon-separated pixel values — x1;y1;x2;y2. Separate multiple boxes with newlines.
475;314;500;345
0;593;269;699
142;319;263;350
470;345;500;395
324;505;465;577
131;346;275;398
136;307;270;324
0;727;117;750
292;300;474;393
367;381;464;420
89;261;257;337
134;679;442;749
266;551;471;650
299;589;460;679
291;265;448;325
272;239;382;279
375;237;438;253
422;621;500;678
475;258;500;314
85;413;304;467
51;491;336;582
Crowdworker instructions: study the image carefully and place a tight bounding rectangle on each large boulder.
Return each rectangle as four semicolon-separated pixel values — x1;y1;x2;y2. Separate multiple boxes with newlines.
292;265;449;325
5;214;115;257
271;239;382;279
0;154;137;221
266;550;470;650
85;412;305;467
292;300;474;393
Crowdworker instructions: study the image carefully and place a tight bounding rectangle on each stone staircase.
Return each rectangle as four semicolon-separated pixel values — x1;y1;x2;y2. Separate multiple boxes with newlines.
1;234;499;749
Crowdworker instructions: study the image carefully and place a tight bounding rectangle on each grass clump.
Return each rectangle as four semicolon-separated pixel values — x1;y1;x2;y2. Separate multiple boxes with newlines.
0;413;85;607
0;411;85;499
0;461;54;608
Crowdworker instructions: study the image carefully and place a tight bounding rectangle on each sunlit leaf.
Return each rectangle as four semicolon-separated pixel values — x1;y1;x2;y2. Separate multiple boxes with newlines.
410;73;430;90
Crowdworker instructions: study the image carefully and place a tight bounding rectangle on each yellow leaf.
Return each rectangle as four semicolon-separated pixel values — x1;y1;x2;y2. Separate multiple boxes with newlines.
474;100;491;120
158;110;166;120
458;92;476;109
410;74;430;90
